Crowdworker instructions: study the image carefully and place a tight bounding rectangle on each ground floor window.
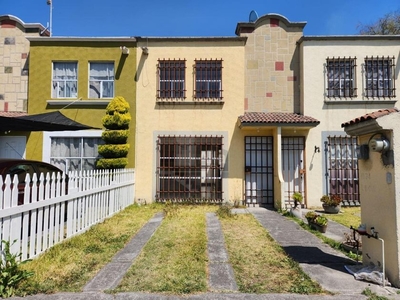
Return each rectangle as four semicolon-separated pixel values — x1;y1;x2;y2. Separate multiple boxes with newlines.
43;131;104;173
156;135;223;201
326;135;359;206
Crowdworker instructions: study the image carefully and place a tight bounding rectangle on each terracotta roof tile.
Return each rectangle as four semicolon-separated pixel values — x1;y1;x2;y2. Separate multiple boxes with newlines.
0;111;27;117
341;108;399;128
239;112;320;125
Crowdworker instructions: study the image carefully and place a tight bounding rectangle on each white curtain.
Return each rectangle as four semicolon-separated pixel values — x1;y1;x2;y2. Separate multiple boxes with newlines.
89;63;114;98
52;63;78;98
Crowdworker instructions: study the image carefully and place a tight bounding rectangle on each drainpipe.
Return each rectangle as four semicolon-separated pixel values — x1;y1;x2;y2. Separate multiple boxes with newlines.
378;237;385;287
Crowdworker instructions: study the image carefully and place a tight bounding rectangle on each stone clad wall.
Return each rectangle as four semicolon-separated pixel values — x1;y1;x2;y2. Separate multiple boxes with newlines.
0;17;44;112
238;15;304;113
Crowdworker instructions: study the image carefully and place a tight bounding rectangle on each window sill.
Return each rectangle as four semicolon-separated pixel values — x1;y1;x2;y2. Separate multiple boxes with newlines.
325;99;397;105
156;99;224;105
47;99;111;107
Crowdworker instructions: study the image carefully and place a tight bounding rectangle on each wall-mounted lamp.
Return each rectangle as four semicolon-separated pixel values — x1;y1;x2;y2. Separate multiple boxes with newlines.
120;46;130;55
141;46;149;55
314;146;320;153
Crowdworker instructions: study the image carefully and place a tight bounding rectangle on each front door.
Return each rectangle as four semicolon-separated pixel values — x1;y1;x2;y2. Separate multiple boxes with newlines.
244;136;274;206
282;137;305;208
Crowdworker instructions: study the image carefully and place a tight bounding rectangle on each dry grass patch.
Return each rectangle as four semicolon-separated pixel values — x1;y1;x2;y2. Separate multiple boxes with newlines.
220;214;324;294
17;204;162;295
115;205;216;295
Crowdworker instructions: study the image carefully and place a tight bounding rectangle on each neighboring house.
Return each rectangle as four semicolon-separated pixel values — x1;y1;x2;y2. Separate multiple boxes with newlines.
298;35;400;207
0;15;49;159
25;37;137;172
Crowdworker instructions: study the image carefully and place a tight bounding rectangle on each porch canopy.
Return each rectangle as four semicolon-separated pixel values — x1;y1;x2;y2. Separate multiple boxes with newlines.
0;111;98;131
238;112;320;128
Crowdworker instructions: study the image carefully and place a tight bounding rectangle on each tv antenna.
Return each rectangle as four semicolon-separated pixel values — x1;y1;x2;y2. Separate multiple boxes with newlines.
249;10;258;22
47;0;53;36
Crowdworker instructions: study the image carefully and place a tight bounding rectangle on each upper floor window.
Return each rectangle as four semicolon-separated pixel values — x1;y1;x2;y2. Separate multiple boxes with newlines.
194;59;223;100
89;62;114;98
326;57;357;98
364;56;396;98
52;62;78;98
157;59;186;99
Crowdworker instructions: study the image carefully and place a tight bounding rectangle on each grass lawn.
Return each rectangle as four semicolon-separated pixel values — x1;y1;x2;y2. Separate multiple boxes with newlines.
324;206;361;228
18;204;163;295
17;204;325;296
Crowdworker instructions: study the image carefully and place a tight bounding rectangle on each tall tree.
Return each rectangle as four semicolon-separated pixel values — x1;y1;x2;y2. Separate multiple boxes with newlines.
358;10;400;35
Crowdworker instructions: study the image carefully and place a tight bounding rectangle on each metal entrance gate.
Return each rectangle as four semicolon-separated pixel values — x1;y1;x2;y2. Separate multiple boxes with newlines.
244;136;274;206
282;137;305;208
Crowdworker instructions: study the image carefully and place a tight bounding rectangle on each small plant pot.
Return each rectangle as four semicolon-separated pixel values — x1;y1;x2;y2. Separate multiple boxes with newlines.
322;204;341;214
309;222;327;233
290;207;302;219
341;242;362;254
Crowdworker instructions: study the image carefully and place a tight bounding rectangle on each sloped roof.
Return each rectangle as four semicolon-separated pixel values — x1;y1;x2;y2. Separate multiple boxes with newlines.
238;112;320;127
0;111;27;117
341;108;399;128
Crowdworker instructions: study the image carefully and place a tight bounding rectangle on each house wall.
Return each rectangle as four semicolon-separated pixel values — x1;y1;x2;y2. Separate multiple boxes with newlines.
135;39;245;203
0;15;46;112
354;114;400;286
26;40;137;167
238;14;304;113
299;38;400;207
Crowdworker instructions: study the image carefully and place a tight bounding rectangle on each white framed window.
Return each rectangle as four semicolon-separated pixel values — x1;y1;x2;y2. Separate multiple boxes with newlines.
43;130;104;173
89;62;114;98
52;62;78;98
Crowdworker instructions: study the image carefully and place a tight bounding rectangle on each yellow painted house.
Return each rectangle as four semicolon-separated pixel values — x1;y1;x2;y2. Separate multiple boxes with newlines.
26;37;137;171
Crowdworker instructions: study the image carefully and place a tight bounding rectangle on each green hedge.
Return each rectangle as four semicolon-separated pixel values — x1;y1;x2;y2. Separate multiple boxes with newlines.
101;130;129;144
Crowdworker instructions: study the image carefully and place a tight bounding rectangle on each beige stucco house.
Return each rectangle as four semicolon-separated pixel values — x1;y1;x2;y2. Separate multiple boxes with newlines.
299;36;400;207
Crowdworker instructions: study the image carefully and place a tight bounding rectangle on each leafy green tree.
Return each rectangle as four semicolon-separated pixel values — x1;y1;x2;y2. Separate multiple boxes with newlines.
358;10;400;35
96;96;130;169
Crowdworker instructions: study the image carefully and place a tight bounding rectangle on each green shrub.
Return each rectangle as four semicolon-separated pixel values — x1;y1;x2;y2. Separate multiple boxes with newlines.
98;144;130;158
105;96;130;114
102;112;131;130
96;158;128;169
0;240;34;298
101;130;129;144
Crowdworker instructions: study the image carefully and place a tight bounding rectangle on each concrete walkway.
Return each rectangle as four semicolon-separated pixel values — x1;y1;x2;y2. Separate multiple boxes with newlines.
11;207;400;299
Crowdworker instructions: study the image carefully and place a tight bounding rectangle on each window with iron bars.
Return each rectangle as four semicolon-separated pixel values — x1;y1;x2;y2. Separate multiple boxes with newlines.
364;56;396;98
157;59;186;100
194;59;223;100
156;135;223;202
325;57;357;98
326;135;360;206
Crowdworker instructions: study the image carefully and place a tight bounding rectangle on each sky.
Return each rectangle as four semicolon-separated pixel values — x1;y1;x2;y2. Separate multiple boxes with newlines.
1;0;399;37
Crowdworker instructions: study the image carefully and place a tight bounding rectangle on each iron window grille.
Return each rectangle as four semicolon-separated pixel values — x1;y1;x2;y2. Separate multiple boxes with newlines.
156;135;223;202
157;59;186;100
326;136;360;206
325;57;357;98
363;56;396;98
194;59;223;100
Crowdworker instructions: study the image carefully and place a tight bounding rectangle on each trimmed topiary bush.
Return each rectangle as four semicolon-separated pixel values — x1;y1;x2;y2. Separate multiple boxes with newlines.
101;130;129;144
98;144;130;158
96;96;130;169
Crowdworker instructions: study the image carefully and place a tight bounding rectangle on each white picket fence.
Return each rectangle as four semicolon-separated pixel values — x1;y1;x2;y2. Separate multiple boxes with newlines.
0;168;135;260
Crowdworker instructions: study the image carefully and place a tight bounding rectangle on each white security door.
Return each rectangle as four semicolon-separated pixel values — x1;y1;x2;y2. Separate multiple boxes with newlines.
244;136;274;206
282;137;305;208
0;136;26;159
